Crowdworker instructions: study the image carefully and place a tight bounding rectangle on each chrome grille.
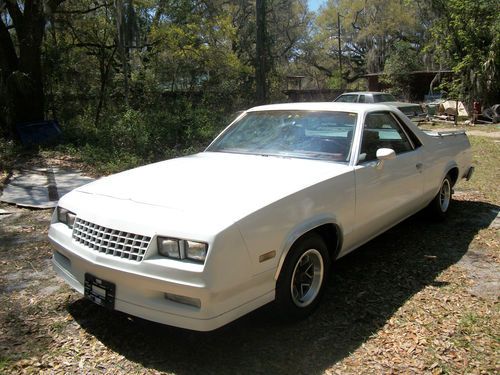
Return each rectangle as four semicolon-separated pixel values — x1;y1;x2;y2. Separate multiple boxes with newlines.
72;218;150;262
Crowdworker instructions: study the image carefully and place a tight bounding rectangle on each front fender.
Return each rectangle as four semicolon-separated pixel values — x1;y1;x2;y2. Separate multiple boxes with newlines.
273;214;342;280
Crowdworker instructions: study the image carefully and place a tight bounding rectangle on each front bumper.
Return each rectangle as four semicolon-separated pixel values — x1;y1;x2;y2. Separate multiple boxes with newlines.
49;224;275;331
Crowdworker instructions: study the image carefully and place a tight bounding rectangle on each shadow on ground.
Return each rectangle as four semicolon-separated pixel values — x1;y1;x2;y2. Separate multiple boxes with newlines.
68;200;499;374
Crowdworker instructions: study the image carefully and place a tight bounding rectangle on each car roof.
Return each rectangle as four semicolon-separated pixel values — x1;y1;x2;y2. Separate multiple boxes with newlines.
246;102;399;113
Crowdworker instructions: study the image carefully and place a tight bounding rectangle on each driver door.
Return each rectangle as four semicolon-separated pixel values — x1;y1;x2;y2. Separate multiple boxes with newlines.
351;111;424;244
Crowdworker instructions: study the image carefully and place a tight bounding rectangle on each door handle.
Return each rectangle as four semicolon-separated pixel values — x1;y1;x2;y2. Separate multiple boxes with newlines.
416;162;423;170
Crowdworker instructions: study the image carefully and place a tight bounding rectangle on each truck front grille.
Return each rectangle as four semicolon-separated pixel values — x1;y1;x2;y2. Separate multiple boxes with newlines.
72;218;150;262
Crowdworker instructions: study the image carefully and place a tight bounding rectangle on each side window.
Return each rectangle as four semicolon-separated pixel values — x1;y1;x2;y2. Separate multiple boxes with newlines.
358;95;366;103
359;112;414;162
394;113;422;148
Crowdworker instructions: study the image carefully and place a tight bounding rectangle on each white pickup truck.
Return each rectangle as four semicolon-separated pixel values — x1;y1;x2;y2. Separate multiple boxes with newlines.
49;103;474;331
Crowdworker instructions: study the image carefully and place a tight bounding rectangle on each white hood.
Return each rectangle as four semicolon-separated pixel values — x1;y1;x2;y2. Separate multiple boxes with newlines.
78;152;348;214
69;152;351;235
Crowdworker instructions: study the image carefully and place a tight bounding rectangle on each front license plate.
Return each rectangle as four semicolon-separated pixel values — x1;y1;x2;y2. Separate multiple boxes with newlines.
84;273;115;309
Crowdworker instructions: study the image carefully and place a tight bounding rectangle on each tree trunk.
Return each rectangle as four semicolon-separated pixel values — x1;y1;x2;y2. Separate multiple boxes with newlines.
0;15;19;136
95;47;117;125
0;0;63;135
255;0;268;104
115;0;132;106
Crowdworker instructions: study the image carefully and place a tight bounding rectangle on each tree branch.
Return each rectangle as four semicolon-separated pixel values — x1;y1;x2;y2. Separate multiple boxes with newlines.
312;63;333;77
74;42;117;49
47;0;68;12
343;73;363;83
5;0;23;28
54;2;110;15
73;42;157;50
351;8;363;31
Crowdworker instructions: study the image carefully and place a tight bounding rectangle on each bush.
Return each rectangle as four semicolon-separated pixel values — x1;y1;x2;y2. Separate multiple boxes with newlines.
58;97;230;174
0;138;16;174
101;109;150;157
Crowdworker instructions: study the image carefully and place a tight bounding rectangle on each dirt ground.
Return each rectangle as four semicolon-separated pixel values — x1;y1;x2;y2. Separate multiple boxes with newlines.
0;133;498;374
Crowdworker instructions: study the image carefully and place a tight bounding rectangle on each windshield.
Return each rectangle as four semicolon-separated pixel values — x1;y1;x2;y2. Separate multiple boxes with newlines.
207;110;357;162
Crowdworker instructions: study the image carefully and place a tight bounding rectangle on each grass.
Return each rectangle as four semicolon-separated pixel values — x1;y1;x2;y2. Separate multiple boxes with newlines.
451;308;499;371
0;356;11;372
419;121;500;132
458;312;480;332
467;136;500;204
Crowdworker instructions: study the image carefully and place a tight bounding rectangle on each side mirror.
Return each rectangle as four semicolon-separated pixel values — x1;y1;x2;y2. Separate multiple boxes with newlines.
376;148;396;161
375;148;396;169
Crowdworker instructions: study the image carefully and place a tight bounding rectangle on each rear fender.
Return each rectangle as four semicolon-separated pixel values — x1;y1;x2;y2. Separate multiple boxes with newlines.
441;161;459;187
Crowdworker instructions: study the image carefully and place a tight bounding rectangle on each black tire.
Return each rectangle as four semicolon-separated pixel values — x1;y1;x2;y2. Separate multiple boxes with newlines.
427;174;453;220
275;233;331;320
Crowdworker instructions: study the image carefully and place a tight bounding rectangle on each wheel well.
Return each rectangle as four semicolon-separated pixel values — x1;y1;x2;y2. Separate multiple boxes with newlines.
275;223;341;280
447;167;459;186
312;223;341;261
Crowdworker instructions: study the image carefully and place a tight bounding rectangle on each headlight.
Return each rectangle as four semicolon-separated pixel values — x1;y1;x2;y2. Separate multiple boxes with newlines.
57;207;76;228
157;238;181;259
185;241;208;262
157;237;208;263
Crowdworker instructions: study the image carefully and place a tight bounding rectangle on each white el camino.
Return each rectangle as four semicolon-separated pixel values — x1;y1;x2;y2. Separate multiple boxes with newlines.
49;103;474;331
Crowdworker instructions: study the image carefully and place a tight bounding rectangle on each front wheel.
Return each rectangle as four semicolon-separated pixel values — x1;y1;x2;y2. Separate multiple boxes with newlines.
427;174;453;219
275;233;330;320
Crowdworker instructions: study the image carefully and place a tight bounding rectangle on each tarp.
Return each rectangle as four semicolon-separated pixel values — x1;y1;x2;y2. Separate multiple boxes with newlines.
0;167;94;209
438;101;469;117
16;120;61;146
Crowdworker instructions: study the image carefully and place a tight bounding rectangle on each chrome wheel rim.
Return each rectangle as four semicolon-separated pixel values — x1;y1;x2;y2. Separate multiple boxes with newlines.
290;249;324;307
439;179;451;212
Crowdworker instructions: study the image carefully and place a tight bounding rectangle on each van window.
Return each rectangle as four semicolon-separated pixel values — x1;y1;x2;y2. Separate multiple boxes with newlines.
334;94;358;103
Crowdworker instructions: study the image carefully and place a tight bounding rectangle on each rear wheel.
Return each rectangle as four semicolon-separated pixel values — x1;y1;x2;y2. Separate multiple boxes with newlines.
427;174;453;219
275;233;330;319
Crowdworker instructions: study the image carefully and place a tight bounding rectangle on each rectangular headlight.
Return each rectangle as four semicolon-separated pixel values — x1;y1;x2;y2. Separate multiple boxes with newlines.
157;238;181;259
67;212;76;228
57;207;69;224
57;207;76;229
157;237;208;263
185;241;208;263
